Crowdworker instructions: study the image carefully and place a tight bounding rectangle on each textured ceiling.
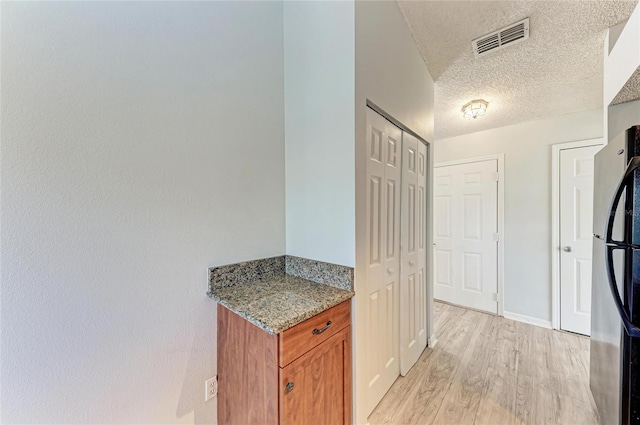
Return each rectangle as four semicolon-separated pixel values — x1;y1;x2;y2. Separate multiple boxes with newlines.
397;1;638;139
612;66;640;105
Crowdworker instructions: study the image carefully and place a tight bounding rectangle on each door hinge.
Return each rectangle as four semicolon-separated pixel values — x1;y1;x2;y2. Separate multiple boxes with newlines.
492;233;500;242
492;293;499;302
492;172;500;182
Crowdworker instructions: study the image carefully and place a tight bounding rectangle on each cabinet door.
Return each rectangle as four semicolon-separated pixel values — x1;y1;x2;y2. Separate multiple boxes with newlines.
279;327;352;425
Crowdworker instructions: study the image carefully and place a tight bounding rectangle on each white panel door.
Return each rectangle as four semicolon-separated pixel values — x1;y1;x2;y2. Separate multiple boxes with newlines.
364;108;401;415
434;159;498;314
399;133;427;376
559;145;601;335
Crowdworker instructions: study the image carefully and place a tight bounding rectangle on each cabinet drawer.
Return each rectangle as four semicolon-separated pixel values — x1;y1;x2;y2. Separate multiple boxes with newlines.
279;300;351;367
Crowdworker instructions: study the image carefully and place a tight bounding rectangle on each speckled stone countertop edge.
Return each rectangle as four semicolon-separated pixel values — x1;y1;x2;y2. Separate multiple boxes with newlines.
208;289;354;335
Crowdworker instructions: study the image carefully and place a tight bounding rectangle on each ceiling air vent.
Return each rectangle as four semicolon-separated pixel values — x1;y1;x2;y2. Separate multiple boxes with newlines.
472;18;529;58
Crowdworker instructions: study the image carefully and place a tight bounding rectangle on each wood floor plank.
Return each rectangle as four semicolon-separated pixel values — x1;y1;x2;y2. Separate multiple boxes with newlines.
432;314;493;425
393;349;461;425
517;325;551;389
474;367;517;425
368;349;442;425
515;374;535;425
514;375;556;425
549;370;592;404
553;392;599;425
489;317;519;376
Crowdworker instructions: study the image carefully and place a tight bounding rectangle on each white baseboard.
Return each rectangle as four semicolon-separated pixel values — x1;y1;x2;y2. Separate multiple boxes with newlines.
503;311;552;329
428;335;438;348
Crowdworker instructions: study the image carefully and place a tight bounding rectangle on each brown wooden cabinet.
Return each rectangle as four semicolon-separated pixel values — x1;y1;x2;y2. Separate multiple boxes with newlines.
217;300;352;425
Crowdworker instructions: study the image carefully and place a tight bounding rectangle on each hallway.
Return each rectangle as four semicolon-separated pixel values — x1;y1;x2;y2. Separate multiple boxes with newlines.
369;302;598;425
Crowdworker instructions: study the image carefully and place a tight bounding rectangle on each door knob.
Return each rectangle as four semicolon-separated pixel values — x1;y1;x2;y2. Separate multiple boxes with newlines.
285;382;294;393
387;268;394;274
563;246;572;253
409;260;415;266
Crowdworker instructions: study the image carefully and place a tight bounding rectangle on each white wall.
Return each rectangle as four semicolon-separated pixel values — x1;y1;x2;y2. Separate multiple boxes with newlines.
604;2;640;105
284;1;355;267
435;108;604;323
354;2;435;422
1;2;285;423
609;99;640;140
354;3;435;143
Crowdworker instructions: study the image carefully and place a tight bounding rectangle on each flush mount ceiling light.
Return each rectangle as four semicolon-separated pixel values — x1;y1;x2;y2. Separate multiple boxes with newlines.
462;99;488;119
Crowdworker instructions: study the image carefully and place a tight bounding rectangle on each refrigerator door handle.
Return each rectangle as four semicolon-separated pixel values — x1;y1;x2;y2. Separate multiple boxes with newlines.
605;241;640;250
606;156;640;245
605;246;640;337
605;155;640;338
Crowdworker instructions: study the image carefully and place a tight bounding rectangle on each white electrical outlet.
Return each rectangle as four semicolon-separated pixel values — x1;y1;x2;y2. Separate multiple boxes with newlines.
205;376;217;401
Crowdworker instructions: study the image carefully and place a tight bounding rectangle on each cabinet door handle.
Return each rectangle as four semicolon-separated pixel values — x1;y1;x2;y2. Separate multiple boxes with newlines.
285;382;294;393
312;321;332;335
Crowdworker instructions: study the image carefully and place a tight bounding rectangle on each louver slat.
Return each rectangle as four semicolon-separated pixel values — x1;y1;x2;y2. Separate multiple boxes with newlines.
500;23;525;45
501;24;524;37
476;33;500;54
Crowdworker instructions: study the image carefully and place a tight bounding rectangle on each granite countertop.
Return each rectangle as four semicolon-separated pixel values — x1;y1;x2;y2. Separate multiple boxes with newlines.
207;274;354;335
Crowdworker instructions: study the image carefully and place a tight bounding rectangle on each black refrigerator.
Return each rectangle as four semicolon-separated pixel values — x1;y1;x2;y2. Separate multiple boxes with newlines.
591;125;640;425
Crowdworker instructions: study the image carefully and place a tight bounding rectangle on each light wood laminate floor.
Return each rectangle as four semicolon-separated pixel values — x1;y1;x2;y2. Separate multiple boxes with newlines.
369;302;599;425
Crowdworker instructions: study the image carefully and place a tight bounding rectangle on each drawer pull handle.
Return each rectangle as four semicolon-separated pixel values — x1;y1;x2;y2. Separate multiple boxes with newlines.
312;321;332;335
285;382;294;393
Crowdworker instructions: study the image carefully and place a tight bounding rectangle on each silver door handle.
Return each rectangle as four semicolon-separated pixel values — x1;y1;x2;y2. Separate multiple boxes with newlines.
387;268;394;274
563;246;572;253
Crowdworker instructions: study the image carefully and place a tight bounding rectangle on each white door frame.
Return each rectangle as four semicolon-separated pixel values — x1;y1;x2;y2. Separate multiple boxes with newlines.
551;138;605;330
434;154;505;316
